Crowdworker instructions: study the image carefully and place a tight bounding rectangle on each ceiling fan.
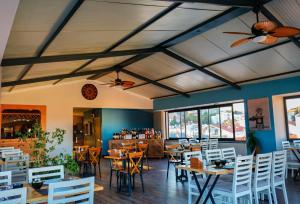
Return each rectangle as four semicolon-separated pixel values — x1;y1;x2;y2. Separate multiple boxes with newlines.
98;71;135;88
223;1;300;48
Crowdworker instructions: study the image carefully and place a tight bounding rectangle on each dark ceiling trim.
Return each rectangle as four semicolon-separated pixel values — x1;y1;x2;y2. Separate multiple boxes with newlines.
88;7;250;81
1;48;163;66
260;6;300;49
120;69;190;97
156;0;255;7
151;68;300;99
54;2;182;85
8;0;84;91
163;49;241;89
126;36;300;90
1;67;118;88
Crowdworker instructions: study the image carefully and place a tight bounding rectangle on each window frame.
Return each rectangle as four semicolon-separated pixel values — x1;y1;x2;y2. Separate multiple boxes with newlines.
166;102;245;141
283;95;300;141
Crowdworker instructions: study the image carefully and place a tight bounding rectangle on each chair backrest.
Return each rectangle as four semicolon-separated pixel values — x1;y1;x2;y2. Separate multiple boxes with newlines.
189;139;199;144
4;154;29;184
0;147;14;151
89;148;101;164
271;150;286;184
179;139;188;145
209;139;218;150
0;171;12;186
0;187;27;204
232;155;253;194
221;147;236;161
253;153;272;188
184;151;202;165
293;140;300;147
1;149;22;158
128;152;144;175
205;149;222;164
200;139;209;151
48;177;94;204
281;141;291;149
28;165;64;183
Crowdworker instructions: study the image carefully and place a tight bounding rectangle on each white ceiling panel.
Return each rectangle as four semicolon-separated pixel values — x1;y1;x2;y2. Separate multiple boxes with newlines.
97;72;145;86
23;60;88;80
159;70;223;92
4;32;48;58
14;80;58;91
57;75;93;84
2;66;26;82
4;0;71;57
126;53;191;80
127;84;174;98
265;0;300;28
274;42;300;67
82;56;133;71
238;49;296;76
44;31;129;56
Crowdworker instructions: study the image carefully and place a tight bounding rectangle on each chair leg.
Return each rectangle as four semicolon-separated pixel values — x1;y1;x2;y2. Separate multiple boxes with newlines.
128;174;132;196
167;160;170;179
282;183;289;204
272;186;278;204
254;191;259;204
98;162;101;179
267;188;272;204
109;169;113;189
140;174;145;193
249;193;253;204
146;156;149;171
132;174;135;190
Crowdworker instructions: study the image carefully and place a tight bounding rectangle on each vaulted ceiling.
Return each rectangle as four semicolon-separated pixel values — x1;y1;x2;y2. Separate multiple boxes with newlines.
1;0;300;99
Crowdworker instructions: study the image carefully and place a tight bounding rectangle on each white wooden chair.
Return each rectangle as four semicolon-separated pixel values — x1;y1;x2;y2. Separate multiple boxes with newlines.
179;139;188;145
184;151;206;204
28;165;64;183
221;147;236;161
252;153;272;204
0;171;12;186
209;139;218;150
3;154;29;184
205;149;222;165
282;141;300;178
48;176;94;204
293;140;300;147
271;150;289;204
212;155;253;204
0;187;27;204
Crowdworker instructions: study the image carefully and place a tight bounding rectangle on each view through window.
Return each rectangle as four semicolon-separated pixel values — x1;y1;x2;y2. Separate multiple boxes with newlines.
285;96;300;140
168;102;246;141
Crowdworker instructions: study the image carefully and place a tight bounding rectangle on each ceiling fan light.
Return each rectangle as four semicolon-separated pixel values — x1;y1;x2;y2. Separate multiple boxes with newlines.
253;35;267;43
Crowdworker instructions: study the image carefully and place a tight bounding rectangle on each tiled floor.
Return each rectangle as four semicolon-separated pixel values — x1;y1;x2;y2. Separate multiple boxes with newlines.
93;159;300;204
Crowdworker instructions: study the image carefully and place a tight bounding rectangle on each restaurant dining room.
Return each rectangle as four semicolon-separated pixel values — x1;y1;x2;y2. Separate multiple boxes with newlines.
0;0;300;203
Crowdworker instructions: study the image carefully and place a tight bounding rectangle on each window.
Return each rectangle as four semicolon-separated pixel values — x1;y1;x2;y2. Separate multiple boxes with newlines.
168;110;199;139
284;96;300;140
167;102;246;141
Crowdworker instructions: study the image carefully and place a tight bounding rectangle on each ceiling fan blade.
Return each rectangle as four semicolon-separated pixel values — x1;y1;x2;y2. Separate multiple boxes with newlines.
223;32;253;36
254;21;278;32
259;35;278;45
271;26;300;37
230;37;252;48
121;81;135;88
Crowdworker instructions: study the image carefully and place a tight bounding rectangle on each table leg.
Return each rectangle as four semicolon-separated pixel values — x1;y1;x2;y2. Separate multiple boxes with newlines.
194;174;215;204
202;175;219;204
291;150;300;180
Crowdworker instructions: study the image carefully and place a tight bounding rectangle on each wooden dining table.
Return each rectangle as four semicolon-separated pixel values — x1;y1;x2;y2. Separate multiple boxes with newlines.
177;165;234;204
287;146;300;180
25;180;104;203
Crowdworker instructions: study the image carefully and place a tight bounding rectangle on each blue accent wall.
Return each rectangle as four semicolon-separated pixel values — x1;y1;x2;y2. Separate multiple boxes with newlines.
101;109;153;154
154;76;300;153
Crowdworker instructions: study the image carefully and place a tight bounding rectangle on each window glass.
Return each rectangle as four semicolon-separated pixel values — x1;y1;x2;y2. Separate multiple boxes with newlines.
209;108;220;138
185;110;199;138
233;103;246;141
168;112;182;138
285;97;300;140
220;106;233;139
200;109;209;139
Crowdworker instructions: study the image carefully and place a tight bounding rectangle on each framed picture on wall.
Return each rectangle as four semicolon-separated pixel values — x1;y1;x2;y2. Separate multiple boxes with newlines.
248;97;271;130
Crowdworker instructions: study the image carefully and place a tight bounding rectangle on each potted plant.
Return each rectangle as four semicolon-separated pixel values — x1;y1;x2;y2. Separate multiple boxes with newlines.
19;123;79;176
247;130;259;155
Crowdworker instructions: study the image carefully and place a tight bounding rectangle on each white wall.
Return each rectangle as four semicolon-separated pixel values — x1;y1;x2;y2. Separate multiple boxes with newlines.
1;81;153;154
272;95;286;150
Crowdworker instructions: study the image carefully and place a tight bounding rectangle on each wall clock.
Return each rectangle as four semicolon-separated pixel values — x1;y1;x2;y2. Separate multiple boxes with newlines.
81;84;98;100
